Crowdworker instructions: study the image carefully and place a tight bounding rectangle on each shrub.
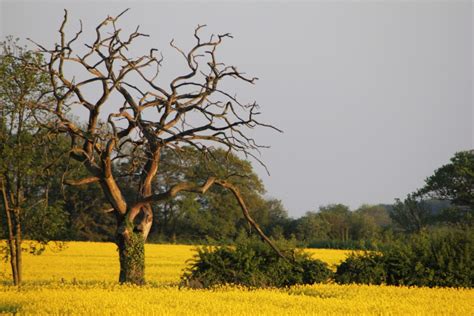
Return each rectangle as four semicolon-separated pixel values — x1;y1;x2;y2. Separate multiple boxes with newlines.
181;237;333;288
335;252;386;285
383;228;473;287
334;228;473;288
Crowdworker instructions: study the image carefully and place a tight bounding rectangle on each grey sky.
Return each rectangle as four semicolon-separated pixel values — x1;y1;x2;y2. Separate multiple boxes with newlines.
1;0;472;217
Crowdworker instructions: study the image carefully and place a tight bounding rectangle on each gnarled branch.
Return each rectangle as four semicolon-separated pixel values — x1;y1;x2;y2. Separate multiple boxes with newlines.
63;177;100;186
132;177;287;260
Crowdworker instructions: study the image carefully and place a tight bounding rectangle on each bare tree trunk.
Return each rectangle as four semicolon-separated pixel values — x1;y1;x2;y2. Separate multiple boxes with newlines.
7;226;18;286
14;209;22;284
1;178;18;285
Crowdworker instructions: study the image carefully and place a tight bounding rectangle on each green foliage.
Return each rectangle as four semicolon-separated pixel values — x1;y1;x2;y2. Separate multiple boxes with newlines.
416;151;474;209
181;237;332;288
318;204;352;241
119;232;145;285
63;171;114;242
127;232;145;271
0;37;72;284
292;204;391;249
294;211;330;243
22;201;68;242
335;252;386;285
435;206;473;227
335;228;473;287
0;39;68;234
390;151;474;232
145;147;288;242
383;228;473;287
390;195;432;233
355;204;392;227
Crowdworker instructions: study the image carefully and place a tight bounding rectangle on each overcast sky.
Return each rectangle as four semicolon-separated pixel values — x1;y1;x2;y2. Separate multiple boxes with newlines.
1;0;472;217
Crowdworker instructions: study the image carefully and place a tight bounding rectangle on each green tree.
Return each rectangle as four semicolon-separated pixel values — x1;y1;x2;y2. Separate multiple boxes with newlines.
62;164;114;241
416;151;473;209
390;195;431;233
253;198;290;238
355;204;392;228
350;213;379;241
147;147;268;242
0;37;67;285
391;151;474;232
351;204;392;241
318;204;352;241
294;211;329;243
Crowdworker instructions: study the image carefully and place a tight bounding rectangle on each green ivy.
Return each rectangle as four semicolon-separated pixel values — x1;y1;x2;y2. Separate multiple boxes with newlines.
119;231;145;285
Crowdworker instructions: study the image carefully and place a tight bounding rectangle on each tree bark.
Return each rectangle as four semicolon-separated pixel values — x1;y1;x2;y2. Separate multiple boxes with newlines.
1;179;18;285
113;149;159;285
14;209;22;284
117;224;145;285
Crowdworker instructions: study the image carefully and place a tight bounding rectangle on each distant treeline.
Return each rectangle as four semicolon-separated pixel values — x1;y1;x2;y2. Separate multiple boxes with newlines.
144;198;468;249
2;142;470;249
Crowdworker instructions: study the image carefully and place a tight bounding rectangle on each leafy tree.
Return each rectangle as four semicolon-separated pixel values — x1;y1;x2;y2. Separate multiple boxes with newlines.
350;212;379;241
0;37;67;285
253;198;290;238
390;151;474;233
292;204;388;248
62;167;114;241
390;195;432;233
355;204;392;228
416;150;473;211
318;204;352;241
350;205;392;242
294;211;330;243
144;147;276;243
435;206;473;227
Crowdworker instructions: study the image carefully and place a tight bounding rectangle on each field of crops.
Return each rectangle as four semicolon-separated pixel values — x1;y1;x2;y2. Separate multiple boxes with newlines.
1;242;473;315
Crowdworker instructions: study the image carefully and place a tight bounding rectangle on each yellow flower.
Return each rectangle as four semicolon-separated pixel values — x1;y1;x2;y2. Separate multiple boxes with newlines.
0;241;472;315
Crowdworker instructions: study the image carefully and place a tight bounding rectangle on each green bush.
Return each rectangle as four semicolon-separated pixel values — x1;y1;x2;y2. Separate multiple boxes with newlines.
384;228;473;287
181;237;333;288
335;252;386;285
334;228;473;288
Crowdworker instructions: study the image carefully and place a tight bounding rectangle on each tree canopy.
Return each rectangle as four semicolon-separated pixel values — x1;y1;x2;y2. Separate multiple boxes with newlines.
0;37;69;285
416;150;474;209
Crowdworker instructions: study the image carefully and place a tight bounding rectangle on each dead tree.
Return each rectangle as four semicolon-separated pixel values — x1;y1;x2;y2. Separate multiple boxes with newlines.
33;10;281;284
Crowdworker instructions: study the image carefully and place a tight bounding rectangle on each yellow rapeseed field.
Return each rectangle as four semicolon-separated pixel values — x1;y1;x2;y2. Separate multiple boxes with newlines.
1;242;473;315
